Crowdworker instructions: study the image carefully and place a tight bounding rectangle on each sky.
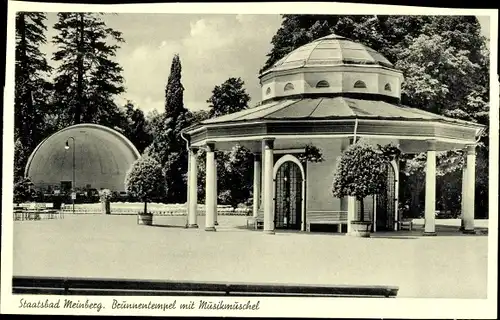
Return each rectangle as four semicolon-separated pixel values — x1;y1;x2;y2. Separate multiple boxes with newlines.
40;13;491;115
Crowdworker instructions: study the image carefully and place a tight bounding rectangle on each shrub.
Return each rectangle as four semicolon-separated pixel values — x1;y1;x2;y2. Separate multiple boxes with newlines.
14;177;33;205
332;141;389;222
125;156;166;215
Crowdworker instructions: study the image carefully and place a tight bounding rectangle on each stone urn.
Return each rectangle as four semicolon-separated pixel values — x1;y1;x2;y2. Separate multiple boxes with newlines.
101;200;111;215
349;221;372;238
98;189;113;215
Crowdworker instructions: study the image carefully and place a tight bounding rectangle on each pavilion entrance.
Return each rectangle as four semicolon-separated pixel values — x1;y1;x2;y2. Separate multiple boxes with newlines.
376;163;397;231
274;161;303;230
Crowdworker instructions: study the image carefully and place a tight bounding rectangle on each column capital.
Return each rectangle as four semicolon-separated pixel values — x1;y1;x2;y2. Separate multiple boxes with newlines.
263;137;275;149
466;144;476;155
189;146;199;153
426;139;438;151
206;141;216;152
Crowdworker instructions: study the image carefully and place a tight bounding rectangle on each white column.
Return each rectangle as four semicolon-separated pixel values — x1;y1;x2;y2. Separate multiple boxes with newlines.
205;142;217;231
424;140;437;236
214;160;218;226
263;138;275;234
253;153;262;218
460;161;467;231
347;196;356;234
463;144;476;234
187;147;199;228
261;141;266;211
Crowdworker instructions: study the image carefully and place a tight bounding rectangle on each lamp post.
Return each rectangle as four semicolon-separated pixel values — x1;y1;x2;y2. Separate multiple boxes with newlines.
65;137;76;214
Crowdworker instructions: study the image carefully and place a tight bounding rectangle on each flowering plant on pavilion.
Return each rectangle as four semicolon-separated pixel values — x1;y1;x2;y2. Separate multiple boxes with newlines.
298;145;324;163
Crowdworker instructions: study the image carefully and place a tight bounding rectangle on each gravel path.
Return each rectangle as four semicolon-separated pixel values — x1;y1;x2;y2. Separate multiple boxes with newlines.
13;215;488;298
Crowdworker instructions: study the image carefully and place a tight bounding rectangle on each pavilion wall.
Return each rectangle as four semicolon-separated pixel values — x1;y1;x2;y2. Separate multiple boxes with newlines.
306;139;343;212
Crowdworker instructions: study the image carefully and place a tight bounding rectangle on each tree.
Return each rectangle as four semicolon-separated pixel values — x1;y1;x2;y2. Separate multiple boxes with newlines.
14;177;34;205
52;13;124;127
193;78;253;209
15;12;53;180
125;156;165;214
119;101;152;153
207;77;251;117
187;109;211;126
332;142;390;222
145;54;190;203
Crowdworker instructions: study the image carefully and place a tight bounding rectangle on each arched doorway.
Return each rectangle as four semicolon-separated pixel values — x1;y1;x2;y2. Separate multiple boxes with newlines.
376;162;397;231
274;161;303;230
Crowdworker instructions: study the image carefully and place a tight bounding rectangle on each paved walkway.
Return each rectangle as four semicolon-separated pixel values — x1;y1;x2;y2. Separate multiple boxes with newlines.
13;215;488;298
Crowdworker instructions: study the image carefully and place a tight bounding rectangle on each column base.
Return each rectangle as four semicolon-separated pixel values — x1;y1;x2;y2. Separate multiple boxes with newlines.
187;224;199;228
423;231;437;236
264;230;275;235
462;229;476;235
205;227;216;232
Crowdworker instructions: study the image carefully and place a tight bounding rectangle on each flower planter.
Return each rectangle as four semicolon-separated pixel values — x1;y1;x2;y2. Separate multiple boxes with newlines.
137;213;153;226
349;221;372;238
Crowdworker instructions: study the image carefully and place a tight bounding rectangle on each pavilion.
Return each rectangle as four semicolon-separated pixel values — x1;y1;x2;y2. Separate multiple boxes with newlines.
182;34;485;235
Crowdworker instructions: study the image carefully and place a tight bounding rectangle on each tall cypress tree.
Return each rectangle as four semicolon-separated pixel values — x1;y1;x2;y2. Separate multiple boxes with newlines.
15;12;52;180
52;12;124;128
145;54;190;203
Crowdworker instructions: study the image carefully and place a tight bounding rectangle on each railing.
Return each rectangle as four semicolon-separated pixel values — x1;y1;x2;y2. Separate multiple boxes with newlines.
12;276;399;298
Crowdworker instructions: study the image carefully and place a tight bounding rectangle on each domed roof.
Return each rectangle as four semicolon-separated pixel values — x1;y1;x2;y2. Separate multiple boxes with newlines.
25;124;140;191
263;34;394;74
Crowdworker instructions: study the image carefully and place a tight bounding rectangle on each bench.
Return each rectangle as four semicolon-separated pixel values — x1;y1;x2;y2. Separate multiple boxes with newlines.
398;219;413;231
246;213;264;230
306;211;348;232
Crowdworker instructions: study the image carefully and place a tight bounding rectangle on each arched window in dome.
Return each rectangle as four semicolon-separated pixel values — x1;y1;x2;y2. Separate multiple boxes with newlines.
316;80;330;88
353;80;367;89
265;87;271;95
284;83;295;91
384;83;392;91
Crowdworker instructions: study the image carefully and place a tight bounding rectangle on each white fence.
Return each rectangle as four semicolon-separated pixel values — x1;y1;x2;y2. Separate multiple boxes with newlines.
23;202;251;216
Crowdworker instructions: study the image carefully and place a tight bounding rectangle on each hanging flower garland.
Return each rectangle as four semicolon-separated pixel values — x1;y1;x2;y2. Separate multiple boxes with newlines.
298;145;324;163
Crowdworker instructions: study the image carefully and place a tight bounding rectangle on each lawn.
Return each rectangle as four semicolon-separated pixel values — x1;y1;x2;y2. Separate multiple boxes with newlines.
12;214;488;299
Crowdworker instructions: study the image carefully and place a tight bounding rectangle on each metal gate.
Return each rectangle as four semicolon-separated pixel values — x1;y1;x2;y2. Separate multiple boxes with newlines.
376;163;396;231
274;161;302;230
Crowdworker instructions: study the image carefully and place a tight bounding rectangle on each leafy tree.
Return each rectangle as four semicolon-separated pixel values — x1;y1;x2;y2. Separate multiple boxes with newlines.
119;101;152;153
145;54;190;203
14;139;31;180
15;12;53;180
207;77;251;117
332;141;389;222
125;156;165;214
14;177;34;205
193;78;253;209
187;109;211;126
51;12;124;127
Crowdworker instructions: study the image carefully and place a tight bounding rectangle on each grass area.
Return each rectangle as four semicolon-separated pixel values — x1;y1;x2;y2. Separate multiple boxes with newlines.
13;215;488;298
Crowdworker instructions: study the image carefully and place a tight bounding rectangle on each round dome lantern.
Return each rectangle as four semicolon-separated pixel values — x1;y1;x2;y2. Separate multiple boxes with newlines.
25;124;141;192
259;34;404;102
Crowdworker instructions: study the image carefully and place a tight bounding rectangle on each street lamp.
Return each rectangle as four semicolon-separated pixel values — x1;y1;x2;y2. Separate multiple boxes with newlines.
65;137;76;214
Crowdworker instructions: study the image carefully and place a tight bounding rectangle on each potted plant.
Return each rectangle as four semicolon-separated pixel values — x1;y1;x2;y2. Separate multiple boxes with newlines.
125;156;165;226
99;189;113;215
332;140;390;237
